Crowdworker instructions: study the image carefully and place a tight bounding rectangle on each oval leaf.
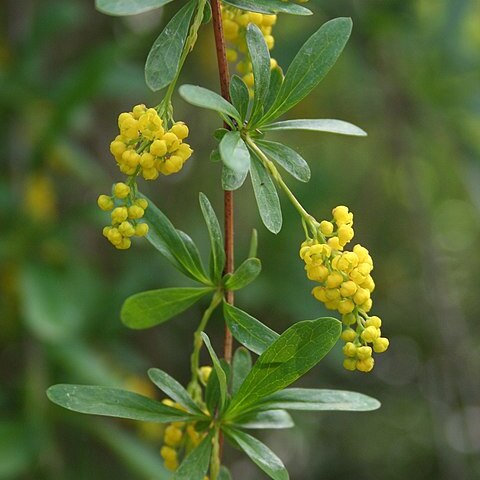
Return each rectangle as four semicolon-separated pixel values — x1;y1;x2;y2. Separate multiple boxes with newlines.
224;258;261;291
96;0;174;16
219;131;251;174
121;287;213;329
250;154;282;234
224;302;279;356
145;0;196;92
227;318;342;417
47;385;197;423
179;85;241;123
222;164;249;191
262;119;367;136
223;0;311;16
256;139;310;183
263;18;353;123
258;388;381;412
223;427;289;480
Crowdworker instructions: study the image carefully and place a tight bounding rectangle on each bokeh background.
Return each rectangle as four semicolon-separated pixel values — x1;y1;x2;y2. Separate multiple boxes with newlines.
2;0;480;478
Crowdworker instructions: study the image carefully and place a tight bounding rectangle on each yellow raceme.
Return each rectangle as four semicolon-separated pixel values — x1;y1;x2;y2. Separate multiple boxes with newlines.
99;104;194;250
300;206;389;372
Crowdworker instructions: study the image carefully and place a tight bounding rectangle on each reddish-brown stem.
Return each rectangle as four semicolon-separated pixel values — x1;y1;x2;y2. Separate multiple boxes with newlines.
211;0;234;364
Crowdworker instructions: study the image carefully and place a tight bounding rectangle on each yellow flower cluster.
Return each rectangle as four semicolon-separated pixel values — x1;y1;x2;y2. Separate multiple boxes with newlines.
299;206;389;372
98;104;193;249
111;105;193;179
221;6;279;90
97;182;149;250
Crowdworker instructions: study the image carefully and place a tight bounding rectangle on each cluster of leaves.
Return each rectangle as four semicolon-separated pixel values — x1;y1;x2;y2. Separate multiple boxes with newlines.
47;1;379;479
180;18;366;233
49;190;379;479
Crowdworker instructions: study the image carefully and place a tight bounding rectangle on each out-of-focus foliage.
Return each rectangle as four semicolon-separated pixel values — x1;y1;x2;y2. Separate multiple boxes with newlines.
1;0;479;479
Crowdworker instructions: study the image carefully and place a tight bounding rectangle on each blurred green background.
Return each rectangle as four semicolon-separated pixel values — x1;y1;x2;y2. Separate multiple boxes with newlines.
2;0;480;478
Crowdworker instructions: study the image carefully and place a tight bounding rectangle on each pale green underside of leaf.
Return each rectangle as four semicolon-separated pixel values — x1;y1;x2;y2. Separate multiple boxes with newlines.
223;302;279;355
222;164;249;191
233;409;294;429
145;1;196;92
258;388;381;411
249;154;282;234
47;385;198;423
219;131;251;174
227;318;342;417
223;0;311;16
121;287;213;329
223;427;289;480
96;0;174;16
256;139;310;183
263;119;367;136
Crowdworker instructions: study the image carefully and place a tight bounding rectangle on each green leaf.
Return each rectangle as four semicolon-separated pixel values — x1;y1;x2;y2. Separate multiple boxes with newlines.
229;75;250;122
256;139;310;183
121;288;213;329
246;24;270;124
148;368;203;414
258;388;381;411
145;0;196;92
231;347;252;396
219;466;233;480
262;18;353;124
202;1;212;23
262;119;367;136
199;193;225;282
205;365;221;414
234;409;294;429
248;228;258;258
219;131;251;175
179;85;241;123
47;385;198;423
224;258;261;291
223;427;289;480
173;430;214;480
96;0;174;16
201;333;228;410
264;66;284;113
249;153;282;234
176;229;209;279
223;302;279;356
223;0;311;16
227;318;341;417
142;195;210;284
222;164;248;191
